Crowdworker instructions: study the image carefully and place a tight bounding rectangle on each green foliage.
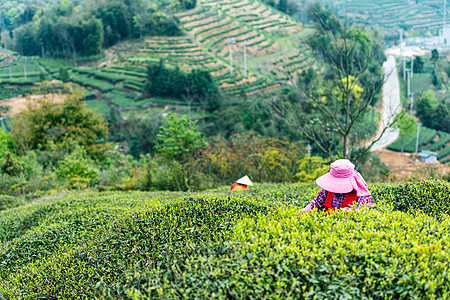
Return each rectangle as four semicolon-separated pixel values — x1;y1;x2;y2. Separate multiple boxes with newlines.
0;195;22;211
0;190;270;298
156;112;207;163
146;61;222;111
186;134;305;187
59;67;70;82
295;155;328;182
11;88;108;159
424;131;450;152
10;0;182;58
0;131;14;159
414;89;450;132
2;182;446;298
396;111;417;152
285;3;385;161
179;0;197;10
56;148;98;189
413;55;424;73
0;85;31;100
388;125;437;153
371;180;450;219
71;74;115;92
0;151;23;177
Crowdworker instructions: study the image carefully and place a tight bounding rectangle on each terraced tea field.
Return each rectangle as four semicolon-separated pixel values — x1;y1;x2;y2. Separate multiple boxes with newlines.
388;127;450;164
0;0;317;123
96;0;314;98
329;0;448;36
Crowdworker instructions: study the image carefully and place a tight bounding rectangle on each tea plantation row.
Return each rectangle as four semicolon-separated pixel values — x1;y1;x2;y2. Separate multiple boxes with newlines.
0;180;449;299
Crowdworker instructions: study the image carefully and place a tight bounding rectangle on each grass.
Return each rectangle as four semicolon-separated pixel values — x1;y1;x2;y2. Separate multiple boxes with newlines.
86;100;110;116
410;73;433;95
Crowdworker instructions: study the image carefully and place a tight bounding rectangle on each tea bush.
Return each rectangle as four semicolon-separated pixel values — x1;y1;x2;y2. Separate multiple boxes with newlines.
0;181;448;299
0;195;21;211
371;180;450;218
147;206;450;299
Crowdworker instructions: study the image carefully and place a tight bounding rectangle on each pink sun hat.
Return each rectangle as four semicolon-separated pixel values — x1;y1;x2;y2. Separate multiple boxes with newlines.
316;159;371;196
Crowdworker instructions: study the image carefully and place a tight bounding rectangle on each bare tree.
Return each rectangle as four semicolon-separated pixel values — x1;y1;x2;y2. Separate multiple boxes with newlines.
271;7;398;164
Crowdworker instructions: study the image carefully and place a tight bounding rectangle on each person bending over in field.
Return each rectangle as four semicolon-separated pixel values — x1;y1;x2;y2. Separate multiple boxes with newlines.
302;159;374;213
231;175;254;191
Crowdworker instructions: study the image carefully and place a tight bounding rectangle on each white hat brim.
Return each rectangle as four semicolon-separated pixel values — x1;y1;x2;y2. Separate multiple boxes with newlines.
236;175;253;186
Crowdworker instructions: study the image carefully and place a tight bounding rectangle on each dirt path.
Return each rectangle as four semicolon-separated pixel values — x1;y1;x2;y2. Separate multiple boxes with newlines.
376;149;449;180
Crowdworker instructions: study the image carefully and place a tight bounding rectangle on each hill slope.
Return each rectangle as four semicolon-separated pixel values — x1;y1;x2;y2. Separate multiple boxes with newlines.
1;0;316;123
0;181;449;298
318;0;449;38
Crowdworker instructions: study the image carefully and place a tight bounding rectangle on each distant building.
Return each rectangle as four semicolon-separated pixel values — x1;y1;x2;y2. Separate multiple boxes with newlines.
419;150;438;163
439;24;450;49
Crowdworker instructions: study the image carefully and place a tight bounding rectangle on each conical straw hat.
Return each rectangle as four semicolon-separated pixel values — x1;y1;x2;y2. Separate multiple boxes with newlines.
236;175;253;186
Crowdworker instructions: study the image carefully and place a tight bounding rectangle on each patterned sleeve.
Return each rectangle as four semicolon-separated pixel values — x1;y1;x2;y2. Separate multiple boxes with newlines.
356;195;374;209
310;189;327;211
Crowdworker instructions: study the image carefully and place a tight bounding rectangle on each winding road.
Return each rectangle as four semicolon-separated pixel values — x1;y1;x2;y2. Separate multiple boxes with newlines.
370;55;402;151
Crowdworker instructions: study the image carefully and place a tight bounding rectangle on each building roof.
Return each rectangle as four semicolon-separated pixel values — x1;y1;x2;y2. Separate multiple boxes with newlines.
419;150;437;158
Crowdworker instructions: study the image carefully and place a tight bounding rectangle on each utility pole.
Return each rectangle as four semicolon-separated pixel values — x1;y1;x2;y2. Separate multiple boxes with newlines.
444;0;448;50
24;64;27;80
400;29;404;79
243;40;249;77
407;68;411;97
410;93;414;114
415;122;421;160
0;117;4;132
403;57;409;81
226;37;236;76
411;56;414;78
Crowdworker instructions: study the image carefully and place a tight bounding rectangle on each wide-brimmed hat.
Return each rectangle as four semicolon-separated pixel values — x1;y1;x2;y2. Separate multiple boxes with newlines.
236;175;253;186
316;159;370;196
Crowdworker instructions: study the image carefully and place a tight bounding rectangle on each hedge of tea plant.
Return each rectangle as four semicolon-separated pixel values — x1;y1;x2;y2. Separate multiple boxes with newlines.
0;180;449;299
370;180;450;218
0;195;22;212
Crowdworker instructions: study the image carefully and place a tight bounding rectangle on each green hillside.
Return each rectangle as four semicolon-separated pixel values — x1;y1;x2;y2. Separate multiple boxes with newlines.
0;0;316;123
0;180;449;298
388;128;450;163
0;0;60;29
314;0;448;38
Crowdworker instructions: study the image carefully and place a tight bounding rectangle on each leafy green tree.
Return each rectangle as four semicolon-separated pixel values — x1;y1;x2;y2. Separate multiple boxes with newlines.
0;131;14;159
109;113;158;158
277;0;288;13
431;70;440;87
156;113;207;163
59;67;70;82
94;0;131;47
415;90;437;127
295;155;328;182
431;49;439;63
396;111;416;153
82;17;103;55
179;0;196;10
413;56;424;73
56;147;98;189
429;103;450;133
0;151;23;177
11;87;108;159
13;23;39;55
146;61;222;111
